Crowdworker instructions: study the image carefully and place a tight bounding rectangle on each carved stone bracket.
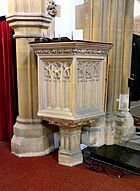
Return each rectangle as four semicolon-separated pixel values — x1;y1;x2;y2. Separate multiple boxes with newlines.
43;115;99;130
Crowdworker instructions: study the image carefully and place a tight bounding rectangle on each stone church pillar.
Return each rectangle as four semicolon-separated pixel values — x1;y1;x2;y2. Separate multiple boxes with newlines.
83;0;134;112
83;0;135;145
7;0;55;156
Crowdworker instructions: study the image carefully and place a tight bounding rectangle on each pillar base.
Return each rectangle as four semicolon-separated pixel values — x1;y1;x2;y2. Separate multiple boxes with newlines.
11;121;54;157
81;117;105;147
81;112;136;147
115;111;135;145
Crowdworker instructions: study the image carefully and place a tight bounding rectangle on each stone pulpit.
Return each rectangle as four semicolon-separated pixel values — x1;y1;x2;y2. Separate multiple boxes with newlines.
31;40;112;166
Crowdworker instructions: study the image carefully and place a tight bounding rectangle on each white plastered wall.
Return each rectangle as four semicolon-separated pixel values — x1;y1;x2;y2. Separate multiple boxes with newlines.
55;0;84;40
0;0;8;16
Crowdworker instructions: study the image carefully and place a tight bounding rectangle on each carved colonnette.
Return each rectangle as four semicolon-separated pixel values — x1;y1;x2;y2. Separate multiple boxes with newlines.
31;41;112;166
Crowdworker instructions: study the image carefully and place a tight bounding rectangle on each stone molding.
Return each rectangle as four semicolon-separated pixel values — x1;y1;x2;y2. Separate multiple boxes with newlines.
16;116;41;124
7;13;51;26
32;41;113;56
7;13;52;38
34;47;109;56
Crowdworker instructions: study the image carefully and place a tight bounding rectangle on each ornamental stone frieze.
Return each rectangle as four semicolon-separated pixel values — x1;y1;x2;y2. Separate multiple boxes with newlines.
34;48;109;56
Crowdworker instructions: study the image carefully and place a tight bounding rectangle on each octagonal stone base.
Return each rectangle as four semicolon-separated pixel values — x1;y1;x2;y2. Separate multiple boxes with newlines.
11;121;54;157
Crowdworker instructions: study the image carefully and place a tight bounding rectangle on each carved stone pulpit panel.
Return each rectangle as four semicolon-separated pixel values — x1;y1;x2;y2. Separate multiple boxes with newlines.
31;40;113;166
31;41;112;122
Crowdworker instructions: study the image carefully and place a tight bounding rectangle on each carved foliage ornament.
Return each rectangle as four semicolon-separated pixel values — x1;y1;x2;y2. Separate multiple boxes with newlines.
47;0;57;17
43;60;71;82
77;60;100;82
34;48;109;56
46;117;92;129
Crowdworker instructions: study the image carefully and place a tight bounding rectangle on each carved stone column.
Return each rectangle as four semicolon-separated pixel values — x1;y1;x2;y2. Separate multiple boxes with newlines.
83;0;135;145
58;125;82;166
7;0;54;156
83;0;134;112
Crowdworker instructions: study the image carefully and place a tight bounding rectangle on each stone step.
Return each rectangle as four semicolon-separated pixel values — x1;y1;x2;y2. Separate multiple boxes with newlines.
121;133;140;151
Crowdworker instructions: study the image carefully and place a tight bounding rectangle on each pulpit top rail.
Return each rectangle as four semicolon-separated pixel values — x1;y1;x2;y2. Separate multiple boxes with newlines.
30;40;113;48
30;39;113;45
30;40;113;54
